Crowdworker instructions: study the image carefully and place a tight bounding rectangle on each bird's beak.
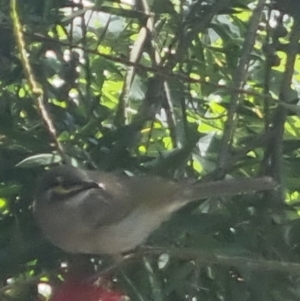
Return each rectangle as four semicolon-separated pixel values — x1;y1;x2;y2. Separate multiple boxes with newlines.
82;181;102;190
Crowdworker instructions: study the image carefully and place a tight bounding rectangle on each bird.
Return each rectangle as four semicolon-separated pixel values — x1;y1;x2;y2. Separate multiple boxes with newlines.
34;165;276;256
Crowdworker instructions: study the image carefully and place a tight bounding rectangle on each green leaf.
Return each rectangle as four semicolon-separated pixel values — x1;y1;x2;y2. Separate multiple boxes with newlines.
16;154;62;168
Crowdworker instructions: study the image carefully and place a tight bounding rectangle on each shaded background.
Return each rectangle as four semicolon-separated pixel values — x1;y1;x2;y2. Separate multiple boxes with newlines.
1;0;300;300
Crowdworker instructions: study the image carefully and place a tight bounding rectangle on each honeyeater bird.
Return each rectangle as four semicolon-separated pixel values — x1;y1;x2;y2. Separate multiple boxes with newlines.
34;165;276;255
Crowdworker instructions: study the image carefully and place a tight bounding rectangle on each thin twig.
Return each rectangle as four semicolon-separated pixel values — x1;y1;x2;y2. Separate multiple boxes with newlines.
10;0;69;164
217;0;267;171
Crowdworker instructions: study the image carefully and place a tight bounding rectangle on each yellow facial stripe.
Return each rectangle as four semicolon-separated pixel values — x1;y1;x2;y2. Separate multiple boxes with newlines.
52;184;82;195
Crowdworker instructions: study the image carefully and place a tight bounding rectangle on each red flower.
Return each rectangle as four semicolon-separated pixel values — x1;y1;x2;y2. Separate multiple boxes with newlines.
49;279;127;301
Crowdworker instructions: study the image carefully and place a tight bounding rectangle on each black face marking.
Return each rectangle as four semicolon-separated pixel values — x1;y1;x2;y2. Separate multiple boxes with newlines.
35;165;103;204
49;181;101;202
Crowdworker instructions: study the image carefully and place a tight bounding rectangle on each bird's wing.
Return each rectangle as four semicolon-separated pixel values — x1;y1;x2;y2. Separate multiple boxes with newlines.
78;172;137;228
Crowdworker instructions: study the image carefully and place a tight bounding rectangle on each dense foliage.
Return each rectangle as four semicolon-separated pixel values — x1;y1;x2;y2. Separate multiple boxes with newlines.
1;0;300;300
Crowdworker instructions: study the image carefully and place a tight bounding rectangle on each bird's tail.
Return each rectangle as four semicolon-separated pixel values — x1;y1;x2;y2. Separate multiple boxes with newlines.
180;176;277;203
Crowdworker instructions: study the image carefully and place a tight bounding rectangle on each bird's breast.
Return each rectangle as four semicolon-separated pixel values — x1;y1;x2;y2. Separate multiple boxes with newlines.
35;196;176;255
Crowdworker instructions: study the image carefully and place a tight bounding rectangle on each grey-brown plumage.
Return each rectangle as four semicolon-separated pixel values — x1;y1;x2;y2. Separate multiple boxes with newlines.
34;165;276;255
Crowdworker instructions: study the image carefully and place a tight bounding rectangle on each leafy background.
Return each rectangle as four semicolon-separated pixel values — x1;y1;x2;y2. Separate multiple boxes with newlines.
1;0;300;300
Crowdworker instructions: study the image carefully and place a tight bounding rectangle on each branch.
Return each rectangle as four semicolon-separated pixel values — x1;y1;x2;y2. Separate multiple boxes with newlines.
141;246;300;275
